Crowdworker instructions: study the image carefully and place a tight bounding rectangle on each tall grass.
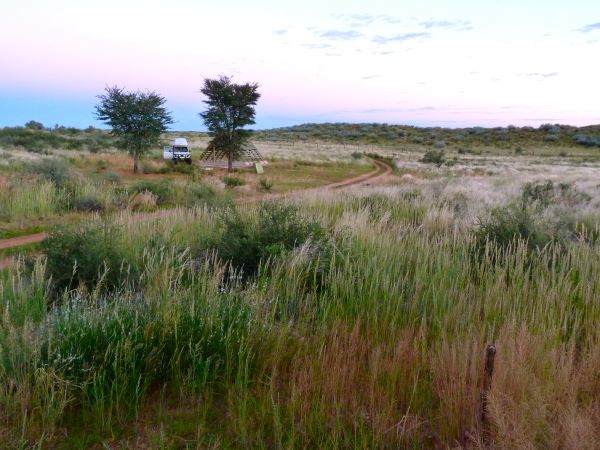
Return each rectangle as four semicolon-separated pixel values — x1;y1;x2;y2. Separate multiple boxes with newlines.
1;190;600;448
0;180;62;221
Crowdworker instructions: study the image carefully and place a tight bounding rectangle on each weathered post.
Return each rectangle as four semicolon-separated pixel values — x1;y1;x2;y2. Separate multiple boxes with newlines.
479;343;496;447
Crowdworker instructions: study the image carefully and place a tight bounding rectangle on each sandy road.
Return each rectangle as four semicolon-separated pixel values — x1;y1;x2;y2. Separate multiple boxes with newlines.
0;159;392;269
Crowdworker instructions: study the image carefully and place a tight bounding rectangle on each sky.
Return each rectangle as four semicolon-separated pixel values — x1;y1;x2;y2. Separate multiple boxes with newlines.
1;0;599;130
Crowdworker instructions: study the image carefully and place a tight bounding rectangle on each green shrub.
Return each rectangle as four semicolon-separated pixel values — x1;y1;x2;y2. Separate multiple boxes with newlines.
104;171;122;184
475;182;593;259
95;159;111;172
216;202;327;277
72;196;104;212
129;180;175;205
351;151;363;159
25;120;44;130
26;158;71;188
544;134;560;142
184;182;216;206
221;176;245;188
474;205;555;256
258;178;274;192
420;150;445;167
166;160;195;174
521;181;590;209
42;222;134;294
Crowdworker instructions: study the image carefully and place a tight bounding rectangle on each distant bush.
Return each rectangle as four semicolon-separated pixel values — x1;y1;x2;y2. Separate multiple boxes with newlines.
221;176;245;188
515;146;524;155
72;196;104;213
420;150;445;167
26;158;72;188
167;160;195;174
544;134;560;142
433;140;446;149
25;120;44;130
95;159;111;171
130;180;175;205
574;134;600;148
184;182;216;206
522;180;590;209
259;178;274;192
104;171;122;184
351;151;363;159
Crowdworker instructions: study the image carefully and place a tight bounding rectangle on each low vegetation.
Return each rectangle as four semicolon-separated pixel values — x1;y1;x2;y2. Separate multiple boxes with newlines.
1;170;600;448
1;123;600;448
254;122;600;149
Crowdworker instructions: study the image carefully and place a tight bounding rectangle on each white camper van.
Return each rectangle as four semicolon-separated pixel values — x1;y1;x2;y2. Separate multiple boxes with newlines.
163;138;192;164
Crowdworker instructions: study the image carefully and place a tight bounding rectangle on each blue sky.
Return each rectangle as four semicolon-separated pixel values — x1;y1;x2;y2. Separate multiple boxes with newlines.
1;0;599;130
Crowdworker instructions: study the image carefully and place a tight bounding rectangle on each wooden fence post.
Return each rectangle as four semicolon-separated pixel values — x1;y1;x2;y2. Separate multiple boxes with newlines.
479;343;496;447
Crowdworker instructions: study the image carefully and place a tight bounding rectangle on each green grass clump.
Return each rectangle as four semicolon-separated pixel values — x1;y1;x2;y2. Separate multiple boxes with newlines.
221;175;245;188
26;158;72;188
0;180;63;220
258;178;274;192
42;222;136;294
129;179;175;205
216;202;327;278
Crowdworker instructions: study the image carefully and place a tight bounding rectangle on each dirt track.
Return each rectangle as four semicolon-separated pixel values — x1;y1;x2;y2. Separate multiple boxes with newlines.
0;159;392;269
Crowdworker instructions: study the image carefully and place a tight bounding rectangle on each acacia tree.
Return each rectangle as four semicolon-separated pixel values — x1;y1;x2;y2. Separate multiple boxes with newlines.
95;86;173;173
200;76;260;172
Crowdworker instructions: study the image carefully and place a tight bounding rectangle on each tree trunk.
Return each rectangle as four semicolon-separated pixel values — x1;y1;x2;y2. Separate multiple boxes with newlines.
228;152;233;173
133;155;139;173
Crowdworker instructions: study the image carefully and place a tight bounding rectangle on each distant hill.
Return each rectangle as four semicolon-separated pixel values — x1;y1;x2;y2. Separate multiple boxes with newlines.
1;122;600;153
254;122;600;148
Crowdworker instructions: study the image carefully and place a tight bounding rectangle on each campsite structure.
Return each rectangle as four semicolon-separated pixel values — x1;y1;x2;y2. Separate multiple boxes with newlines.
197;140;266;169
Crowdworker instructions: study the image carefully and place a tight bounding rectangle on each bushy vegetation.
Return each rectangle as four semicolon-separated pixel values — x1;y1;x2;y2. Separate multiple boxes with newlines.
253;122;600;148
42;222;135;294
26;158;72;188
3;122;600;448
0;123;117;153
420;149;446;166
574;134;600;148
216;202;327;277
2;190;600;448
258;177;274;192
221;175;245;188
129;179;176;205
475;180;596;258
72;195;104;212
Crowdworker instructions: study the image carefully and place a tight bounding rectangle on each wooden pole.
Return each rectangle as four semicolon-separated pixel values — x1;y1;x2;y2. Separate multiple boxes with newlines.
479;343;496;447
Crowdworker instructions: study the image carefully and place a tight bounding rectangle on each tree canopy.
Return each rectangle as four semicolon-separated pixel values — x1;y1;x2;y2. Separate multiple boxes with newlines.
200;76;260;172
95;86;173;173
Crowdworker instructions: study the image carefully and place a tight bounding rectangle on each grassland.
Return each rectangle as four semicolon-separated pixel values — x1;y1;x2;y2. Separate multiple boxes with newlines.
1;123;600;449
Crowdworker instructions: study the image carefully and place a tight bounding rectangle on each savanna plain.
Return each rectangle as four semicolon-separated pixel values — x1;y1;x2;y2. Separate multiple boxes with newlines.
1;123;600;449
